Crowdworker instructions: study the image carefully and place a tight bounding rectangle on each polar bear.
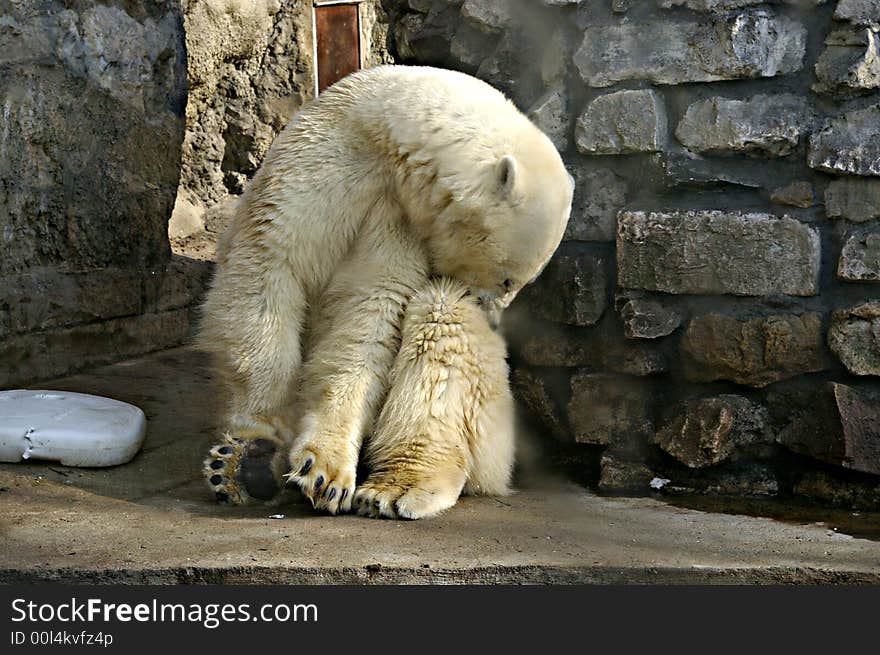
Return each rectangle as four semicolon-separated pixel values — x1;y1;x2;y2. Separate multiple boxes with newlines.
200;65;573;518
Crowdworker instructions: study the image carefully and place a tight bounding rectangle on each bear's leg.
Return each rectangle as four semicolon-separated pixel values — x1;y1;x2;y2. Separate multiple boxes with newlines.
200;243;308;505
286;219;430;514
354;278;515;520
462;382;516;498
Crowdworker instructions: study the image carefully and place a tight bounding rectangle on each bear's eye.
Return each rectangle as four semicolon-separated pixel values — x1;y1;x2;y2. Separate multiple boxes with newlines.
503;278;514;291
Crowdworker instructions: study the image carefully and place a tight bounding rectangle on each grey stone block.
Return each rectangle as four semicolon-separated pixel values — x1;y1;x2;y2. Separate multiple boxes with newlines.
834;0;880;26
528;88;570;152
617;211;821;297
657;396;771;468
659;0;826;8
564;168;628;242
838;226;880;282
0;1;186;275
511;368;570;441
620;299;681;339
779;383;880;476
813;28;880;96
575;90;666;154
808;104;880;176
829;301;880;375
461;0;513;33
0;309;195;388
825;177;880;221
521;252;607;326
681;313;829;387
675;94;811;157
567;372;652;445
574;10;806;87
771;181;815;208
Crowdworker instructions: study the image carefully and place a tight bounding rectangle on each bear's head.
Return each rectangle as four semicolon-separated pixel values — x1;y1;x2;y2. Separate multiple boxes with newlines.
420;123;574;327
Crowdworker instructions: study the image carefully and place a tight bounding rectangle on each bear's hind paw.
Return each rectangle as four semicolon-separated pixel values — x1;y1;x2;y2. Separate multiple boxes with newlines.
353;478;460;520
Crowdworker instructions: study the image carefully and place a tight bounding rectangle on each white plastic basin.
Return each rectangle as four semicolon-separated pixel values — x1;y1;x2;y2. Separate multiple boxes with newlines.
0;390;146;467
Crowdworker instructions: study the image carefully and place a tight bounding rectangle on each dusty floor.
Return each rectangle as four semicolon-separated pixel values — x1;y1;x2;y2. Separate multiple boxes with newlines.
1;347;879;584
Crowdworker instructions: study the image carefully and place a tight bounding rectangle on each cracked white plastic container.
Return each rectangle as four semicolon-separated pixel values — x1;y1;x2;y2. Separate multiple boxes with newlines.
0;390;146;467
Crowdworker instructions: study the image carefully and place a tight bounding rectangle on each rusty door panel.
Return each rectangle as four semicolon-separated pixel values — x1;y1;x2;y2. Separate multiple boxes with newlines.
315;4;361;93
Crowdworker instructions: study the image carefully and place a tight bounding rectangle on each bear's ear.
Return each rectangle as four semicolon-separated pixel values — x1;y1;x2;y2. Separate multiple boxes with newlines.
497;155;520;199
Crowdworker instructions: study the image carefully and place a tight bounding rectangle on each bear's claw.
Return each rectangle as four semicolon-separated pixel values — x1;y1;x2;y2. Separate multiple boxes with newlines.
286;445;356;515
204;435;286;505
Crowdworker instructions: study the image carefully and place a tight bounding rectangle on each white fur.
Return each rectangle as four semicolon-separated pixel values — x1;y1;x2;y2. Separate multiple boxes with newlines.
200;65;573;517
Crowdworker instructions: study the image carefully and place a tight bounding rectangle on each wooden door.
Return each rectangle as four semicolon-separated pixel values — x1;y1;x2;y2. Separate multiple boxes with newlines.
315;3;361;94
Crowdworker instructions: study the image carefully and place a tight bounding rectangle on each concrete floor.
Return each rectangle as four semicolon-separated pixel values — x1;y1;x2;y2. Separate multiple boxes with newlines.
1;347;879;584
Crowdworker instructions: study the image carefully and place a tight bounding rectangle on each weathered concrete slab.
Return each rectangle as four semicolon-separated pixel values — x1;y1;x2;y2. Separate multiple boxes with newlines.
0;348;878;584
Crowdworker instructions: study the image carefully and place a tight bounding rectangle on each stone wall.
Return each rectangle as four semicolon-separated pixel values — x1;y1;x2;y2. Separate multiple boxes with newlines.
172;0;394;234
0;1;208;387
386;0;880;507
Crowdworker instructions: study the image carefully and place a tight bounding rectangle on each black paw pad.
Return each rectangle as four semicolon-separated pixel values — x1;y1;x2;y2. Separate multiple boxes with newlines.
239;439;282;501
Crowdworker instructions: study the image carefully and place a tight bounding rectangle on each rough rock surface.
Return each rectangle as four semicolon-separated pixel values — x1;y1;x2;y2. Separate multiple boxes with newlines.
0;1;186;275
0;0;190;384
518;333;588;368
598;455;655;493
675;94;811;157
834;0;880;26
771;181;815;208
663;151;791;189
575;90;666;154
574;11;806;87
681;313;829;387
617;211;821;297
564;168;628;242
838;226;880;282
656;396;771;468
659;0;826;8
828;302;880;375
779;383;880;476
519;252;607;326
510;368;570;441
620;299;681;339
178;1;392;219
825;178;880;221
808;104;880;175
813;28;880;96
567;373;652;446
461;0;514;33
527;88;570;151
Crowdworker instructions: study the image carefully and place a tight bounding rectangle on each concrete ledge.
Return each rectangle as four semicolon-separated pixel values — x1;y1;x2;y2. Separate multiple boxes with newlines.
1;348;878;585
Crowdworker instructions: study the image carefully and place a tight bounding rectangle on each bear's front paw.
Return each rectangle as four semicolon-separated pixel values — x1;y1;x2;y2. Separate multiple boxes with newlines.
353;474;462;520
286;439;357;515
204;434;286;505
